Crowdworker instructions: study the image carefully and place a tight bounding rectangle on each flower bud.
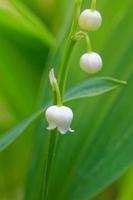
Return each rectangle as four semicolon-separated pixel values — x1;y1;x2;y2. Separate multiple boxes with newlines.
80;52;103;74
78;9;102;31
45;105;74;134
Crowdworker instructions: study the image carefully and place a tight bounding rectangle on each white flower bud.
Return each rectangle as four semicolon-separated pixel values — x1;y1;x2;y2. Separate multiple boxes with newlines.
78;9;102;31
45;105;74;134
80;52;103;74
49;68;57;88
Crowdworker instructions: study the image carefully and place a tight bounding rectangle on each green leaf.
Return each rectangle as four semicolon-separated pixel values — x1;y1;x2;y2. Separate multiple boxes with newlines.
0;35;45;117
0;0;54;46
117;167;133;200
64;77;126;102
0;107;44;152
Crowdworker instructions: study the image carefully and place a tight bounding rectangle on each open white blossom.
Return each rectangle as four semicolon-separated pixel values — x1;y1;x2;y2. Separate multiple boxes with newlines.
45;105;74;134
78;9;102;31
80;52;103;74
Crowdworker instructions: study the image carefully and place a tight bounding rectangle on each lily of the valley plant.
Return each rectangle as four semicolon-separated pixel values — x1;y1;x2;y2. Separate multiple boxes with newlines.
0;0;128;199
45;0;104;134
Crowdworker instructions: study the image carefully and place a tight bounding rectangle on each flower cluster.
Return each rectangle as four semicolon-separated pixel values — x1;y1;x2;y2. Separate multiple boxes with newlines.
45;0;103;134
79;4;103;74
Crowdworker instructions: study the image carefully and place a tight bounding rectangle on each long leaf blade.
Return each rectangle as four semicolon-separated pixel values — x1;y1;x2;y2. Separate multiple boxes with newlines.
0;0;54;46
0;108;44;152
65;77;126;102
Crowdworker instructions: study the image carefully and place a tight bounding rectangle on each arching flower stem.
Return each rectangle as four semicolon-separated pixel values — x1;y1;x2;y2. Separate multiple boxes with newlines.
73;31;92;52
91;0;97;10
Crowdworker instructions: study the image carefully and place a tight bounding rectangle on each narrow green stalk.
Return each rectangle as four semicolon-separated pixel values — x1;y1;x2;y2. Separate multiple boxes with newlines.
42;1;83;199
91;0;97;10
42;70;60;200
73;31;92;52
42;130;58;200
85;33;92;52
58;0;83;99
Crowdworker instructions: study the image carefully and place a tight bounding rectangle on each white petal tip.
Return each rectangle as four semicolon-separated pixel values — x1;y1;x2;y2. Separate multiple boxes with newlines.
58;128;74;135
69;128;74;133
47;126;56;131
58;130;67;135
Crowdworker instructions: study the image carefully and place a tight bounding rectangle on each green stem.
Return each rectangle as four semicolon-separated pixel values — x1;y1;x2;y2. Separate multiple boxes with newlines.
58;0;83;99
85;33;92;52
91;0;97;10
73;31;92;52
42;73;60;200
52;80;62;105
43;1;83;199
43;130;58;200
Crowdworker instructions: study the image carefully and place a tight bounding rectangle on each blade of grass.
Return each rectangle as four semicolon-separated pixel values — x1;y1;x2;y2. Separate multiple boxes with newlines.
0;107;45;152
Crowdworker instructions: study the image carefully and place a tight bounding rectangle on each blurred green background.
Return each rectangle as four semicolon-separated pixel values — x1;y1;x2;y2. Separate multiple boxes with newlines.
0;0;133;200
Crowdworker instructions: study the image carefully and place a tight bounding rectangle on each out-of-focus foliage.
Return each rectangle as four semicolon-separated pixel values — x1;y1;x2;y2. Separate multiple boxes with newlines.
0;0;133;200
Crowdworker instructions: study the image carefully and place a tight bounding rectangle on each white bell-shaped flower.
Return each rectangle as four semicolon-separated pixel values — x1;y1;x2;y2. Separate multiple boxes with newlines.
78;9;102;31
45;105;74;134
80;52;103;74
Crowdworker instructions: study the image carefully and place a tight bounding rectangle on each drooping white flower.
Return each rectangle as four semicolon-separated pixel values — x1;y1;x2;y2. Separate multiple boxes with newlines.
78;9;102;31
45;105;74;134
80;52;103;74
